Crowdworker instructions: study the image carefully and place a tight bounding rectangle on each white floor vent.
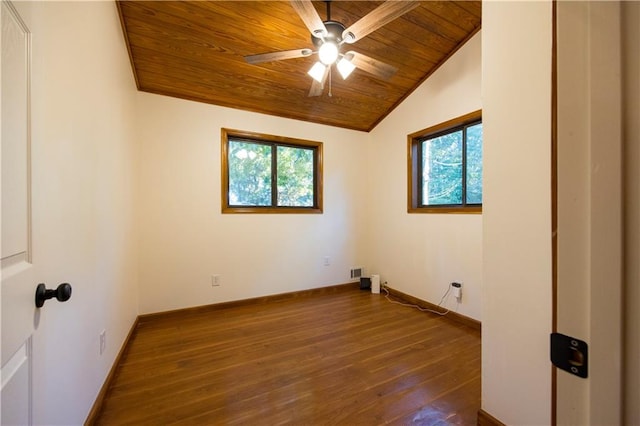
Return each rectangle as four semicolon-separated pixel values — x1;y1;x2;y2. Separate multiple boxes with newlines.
350;267;364;280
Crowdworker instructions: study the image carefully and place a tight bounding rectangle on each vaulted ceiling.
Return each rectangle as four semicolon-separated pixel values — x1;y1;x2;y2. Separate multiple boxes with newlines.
117;1;481;132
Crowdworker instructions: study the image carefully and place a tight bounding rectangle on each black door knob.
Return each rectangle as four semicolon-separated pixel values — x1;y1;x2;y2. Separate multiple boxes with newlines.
35;283;72;308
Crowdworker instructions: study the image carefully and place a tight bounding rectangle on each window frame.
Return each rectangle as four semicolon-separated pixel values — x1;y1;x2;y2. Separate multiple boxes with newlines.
221;128;323;214
407;110;482;214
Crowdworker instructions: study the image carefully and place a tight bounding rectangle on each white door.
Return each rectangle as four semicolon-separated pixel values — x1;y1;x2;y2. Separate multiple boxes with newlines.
1;1;34;424
555;1;625;424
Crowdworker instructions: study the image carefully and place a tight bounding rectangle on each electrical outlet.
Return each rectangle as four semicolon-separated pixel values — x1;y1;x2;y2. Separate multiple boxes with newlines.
323;256;330;266
211;275;221;287
451;282;463;301
99;330;106;355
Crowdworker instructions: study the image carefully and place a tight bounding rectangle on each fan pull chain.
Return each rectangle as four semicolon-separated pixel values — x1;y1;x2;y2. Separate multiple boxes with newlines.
328;66;332;97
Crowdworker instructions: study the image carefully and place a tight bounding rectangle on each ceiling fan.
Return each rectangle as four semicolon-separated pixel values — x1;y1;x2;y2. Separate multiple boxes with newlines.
244;0;420;96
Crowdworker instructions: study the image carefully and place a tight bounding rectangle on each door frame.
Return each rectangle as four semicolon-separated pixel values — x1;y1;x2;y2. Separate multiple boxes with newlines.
552;1;624;424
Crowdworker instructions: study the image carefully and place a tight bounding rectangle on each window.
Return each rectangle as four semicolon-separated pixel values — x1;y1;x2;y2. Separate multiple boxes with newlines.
408;111;482;213
221;129;323;213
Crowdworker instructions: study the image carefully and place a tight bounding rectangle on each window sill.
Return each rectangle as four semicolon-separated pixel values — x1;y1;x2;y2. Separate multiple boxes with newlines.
222;207;323;214
407;206;482;214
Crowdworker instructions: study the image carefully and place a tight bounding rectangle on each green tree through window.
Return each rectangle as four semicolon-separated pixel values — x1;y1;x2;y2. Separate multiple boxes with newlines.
465;123;483;204
222;129;323;214
228;141;272;206
277;146;314;207
408;111;482;213
422;130;464;205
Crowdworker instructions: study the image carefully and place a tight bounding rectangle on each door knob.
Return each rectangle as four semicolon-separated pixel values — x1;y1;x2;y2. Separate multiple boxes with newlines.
35;283;72;308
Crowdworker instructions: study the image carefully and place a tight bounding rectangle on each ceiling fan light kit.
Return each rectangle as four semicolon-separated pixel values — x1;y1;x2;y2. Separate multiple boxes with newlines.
336;56;356;79
318;42;339;65
244;0;420;97
308;61;327;83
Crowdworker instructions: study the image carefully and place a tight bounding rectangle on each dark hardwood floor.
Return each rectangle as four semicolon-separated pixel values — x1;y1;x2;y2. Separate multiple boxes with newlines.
93;286;481;425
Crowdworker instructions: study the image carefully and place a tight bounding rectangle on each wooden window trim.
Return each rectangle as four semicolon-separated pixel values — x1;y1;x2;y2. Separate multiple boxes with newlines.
407;110;482;214
221;128;323;214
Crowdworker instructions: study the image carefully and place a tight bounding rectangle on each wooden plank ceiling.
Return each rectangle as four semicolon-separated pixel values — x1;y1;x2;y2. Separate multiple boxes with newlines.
117;1;481;132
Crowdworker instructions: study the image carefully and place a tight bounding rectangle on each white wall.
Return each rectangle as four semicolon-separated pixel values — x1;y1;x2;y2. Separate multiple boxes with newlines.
481;1;553;424
12;1;139;424
136;93;370;314
367;33;482;320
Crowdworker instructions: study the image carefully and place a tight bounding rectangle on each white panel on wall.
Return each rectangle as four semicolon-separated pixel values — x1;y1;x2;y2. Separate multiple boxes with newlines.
481;1;552;424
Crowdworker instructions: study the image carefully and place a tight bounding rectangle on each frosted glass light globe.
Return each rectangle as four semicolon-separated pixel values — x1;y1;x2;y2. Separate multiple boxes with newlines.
318;42;339;65
308;61;327;83
337;57;356;79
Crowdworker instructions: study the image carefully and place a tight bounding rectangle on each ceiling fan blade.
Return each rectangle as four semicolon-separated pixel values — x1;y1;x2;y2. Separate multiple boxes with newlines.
291;0;327;38
308;66;329;97
342;0;421;44
244;48;313;65
345;51;397;80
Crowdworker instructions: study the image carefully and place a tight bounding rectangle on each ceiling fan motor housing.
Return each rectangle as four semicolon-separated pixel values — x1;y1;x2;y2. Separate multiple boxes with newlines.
311;20;346;48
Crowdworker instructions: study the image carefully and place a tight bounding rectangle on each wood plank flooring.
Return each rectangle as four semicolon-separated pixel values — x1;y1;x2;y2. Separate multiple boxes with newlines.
93;286;481;425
